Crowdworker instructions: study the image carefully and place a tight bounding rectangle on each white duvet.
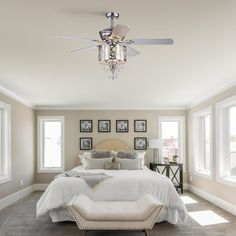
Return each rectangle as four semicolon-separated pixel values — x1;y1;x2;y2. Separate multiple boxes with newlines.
36;166;187;224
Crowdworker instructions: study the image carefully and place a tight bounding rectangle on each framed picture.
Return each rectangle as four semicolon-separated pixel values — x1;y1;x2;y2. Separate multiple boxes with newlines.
80;120;93;132
80;137;93;150
134;120;147;132
98;120;111;132
116;120;129;132
134;137;147;150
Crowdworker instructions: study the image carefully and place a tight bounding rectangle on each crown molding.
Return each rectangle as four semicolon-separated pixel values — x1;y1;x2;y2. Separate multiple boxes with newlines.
1;78;236;111
0;85;35;109
35;105;188;111
187;78;236;109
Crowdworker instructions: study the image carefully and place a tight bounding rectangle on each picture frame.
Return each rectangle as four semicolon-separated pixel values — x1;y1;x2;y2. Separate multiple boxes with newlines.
116;120;129;132
80;137;93;150
134;137;147;150
98;120;111;132
80;120;93;132
134;120;147;132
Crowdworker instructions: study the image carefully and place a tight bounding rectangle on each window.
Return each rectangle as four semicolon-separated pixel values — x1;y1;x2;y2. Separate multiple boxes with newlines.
38;116;64;173
159;117;185;164
192;107;212;177
0;102;11;185
216;95;236;185
229;106;236;177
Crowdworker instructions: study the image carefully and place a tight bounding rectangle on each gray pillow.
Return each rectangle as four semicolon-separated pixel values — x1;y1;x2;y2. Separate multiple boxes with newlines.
116;151;138;159
115;157;142;170
91;150;112;158
85;157;113;169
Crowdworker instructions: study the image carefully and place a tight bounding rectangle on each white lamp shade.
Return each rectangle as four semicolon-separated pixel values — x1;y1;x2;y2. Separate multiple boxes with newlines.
149;139;163;148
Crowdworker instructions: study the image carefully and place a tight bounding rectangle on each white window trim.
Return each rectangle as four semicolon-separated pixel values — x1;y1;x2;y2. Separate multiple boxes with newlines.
216;95;236;187
37;116;65;173
0;101;11;185
192;106;213;180
158;116;186;172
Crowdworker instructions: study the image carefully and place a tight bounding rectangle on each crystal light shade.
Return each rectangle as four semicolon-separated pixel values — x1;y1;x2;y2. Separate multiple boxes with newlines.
98;43;127;79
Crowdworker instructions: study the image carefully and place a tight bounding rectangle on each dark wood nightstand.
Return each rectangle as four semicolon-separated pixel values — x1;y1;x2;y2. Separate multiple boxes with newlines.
150;163;183;194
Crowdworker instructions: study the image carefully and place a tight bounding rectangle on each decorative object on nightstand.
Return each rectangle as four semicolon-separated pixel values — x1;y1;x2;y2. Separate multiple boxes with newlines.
150;163;183;194
172;155;178;163
149;139;163;164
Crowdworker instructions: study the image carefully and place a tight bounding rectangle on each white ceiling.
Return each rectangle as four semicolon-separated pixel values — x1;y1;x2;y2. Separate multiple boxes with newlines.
0;0;236;109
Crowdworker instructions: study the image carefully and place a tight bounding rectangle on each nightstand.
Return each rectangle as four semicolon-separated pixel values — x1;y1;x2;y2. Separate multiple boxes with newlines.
150;163;183;194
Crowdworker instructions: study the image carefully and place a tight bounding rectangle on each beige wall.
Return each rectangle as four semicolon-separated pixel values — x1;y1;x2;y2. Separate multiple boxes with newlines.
0;92;35;200
35;110;187;183
188;85;236;205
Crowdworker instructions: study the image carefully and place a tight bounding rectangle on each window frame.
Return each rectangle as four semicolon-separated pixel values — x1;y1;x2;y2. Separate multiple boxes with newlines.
192;106;213;179
37;116;65;173
216;95;236;187
0;101;11;185
159;116;186;171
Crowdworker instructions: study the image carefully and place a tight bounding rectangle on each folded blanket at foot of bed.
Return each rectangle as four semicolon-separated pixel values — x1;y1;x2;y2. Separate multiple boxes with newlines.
56;171;112;188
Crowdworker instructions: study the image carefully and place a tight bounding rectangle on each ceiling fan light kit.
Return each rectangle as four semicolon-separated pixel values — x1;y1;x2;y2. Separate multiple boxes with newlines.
56;12;174;80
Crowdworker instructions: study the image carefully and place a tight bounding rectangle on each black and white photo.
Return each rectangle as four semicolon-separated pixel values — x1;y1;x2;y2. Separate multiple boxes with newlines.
134;137;147;150
134;120;147;132
80;137;92;150
98;120;111;132
116;120;129;132
80;120;93;132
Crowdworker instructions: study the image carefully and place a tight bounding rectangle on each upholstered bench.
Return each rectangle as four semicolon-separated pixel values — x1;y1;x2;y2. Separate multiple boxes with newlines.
67;194;163;236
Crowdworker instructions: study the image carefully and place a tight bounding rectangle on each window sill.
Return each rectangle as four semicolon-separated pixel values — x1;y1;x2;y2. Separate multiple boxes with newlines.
37;169;64;174
193;170;213;180
0;176;11;185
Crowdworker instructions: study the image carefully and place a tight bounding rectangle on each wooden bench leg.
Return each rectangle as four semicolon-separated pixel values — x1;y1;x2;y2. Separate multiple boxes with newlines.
81;230;87;236
143;230;149;236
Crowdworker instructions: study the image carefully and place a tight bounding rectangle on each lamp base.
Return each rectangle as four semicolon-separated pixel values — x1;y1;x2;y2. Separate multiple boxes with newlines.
153;149;162;164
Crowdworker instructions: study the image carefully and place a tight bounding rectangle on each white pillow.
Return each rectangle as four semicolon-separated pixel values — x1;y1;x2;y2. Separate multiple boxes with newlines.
115;157;142;170
79;151;92;165
85;157;113;169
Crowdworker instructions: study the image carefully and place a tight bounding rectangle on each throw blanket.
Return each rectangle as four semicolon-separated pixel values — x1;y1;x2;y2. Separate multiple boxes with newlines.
56;171;112;188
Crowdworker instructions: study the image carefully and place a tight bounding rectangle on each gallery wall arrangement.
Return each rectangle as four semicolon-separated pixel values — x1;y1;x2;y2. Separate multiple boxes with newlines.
79;119;148;150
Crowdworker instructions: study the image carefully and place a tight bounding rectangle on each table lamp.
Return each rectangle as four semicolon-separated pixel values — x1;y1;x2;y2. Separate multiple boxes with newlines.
149;139;163;163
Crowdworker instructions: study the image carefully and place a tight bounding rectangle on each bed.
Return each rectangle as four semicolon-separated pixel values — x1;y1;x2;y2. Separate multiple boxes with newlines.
36;139;187;224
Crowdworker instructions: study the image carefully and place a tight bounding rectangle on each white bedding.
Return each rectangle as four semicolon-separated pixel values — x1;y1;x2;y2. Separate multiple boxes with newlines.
36;166;187;224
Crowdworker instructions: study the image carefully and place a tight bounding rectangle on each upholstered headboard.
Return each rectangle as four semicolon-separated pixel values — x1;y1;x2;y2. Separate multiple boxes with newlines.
95;139;131;151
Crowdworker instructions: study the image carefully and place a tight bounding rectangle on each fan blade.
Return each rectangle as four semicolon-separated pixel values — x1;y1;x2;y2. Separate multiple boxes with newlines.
124;38;174;45
54;34;100;43
111;24;130;40
71;45;98;54
126;46;140;57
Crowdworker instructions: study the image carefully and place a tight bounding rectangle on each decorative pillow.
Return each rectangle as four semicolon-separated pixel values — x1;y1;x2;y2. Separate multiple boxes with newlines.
85;157;113;169
115;157;142;170
116;151;138;159
91;150;112;158
104;162;121;170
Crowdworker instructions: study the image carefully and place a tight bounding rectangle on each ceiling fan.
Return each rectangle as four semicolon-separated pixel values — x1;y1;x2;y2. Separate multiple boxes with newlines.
55;12;174;79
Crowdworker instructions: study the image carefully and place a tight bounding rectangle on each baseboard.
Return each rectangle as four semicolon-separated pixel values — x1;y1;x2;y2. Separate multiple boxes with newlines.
0;185;34;211
183;183;188;190
0;184;49;211
188;184;236;216
33;183;48;191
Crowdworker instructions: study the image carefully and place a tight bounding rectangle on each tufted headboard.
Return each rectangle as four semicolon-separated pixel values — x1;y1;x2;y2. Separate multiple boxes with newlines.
95;139;131;151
